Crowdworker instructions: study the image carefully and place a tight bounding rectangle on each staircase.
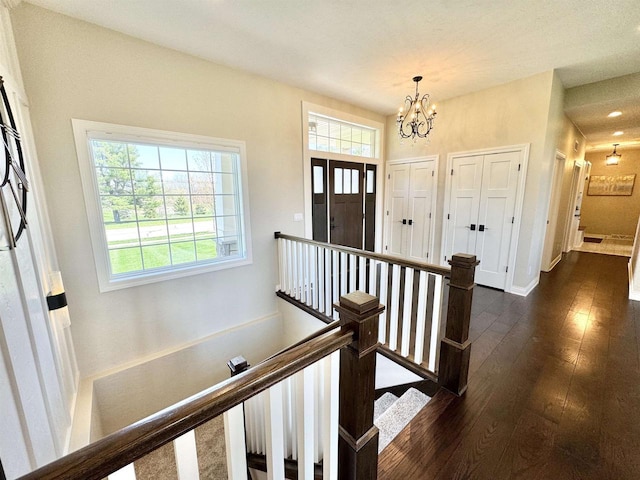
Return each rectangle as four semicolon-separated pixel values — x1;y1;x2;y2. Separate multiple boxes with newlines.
374;388;431;453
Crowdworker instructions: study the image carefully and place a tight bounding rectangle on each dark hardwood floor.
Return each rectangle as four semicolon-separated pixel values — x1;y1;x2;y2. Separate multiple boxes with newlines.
378;251;640;479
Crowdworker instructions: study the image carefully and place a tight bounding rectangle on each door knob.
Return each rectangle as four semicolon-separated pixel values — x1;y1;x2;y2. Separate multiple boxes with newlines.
408;219;413;225
479;224;487;231
470;224;476;231
402;219;407;225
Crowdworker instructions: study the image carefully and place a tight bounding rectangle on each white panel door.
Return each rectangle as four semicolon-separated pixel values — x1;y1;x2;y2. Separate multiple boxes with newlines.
387;164;410;256
407;161;435;261
446;155;483;258
474;152;519;288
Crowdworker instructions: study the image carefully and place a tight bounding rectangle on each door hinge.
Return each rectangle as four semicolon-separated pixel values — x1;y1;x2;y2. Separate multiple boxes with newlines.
451;169;454;175
432;171;435;177
386;210;389;215
385;245;388;251
388;174;391;179
512;216;515;223
518;164;521;171
426;252;429;258
444;255;447;262
506;266;509;272
447;213;450;220
429;212;432;219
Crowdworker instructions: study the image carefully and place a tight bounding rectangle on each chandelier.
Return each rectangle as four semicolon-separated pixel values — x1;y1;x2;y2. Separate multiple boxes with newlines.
397;76;437;141
605;144;621;166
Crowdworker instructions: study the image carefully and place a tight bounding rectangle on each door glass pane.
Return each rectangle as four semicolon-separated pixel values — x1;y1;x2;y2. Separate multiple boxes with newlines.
351;169;359;194
366;169;375;193
343;169;351;194
334;168;343;194
313;165;324;194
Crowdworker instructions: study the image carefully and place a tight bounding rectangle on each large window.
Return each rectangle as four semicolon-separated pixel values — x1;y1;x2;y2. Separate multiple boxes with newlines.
73;120;251;291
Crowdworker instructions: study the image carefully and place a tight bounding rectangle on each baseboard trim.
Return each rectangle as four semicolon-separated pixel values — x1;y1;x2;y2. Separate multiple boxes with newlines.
629;261;640;301
508;277;539;297
548;253;562;271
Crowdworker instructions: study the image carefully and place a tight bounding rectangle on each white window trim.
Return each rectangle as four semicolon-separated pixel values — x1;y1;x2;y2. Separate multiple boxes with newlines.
72;119;252;292
301;102;385;251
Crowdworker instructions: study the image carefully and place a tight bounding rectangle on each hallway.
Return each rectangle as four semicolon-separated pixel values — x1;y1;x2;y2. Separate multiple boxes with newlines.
379;251;640;479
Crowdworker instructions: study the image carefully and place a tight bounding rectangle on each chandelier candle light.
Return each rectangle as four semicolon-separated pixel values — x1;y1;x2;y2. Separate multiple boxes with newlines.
397;75;437;142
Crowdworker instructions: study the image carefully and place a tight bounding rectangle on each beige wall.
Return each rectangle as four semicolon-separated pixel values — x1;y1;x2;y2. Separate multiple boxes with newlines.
11;4;385;377
386;70;556;291
581;146;640;236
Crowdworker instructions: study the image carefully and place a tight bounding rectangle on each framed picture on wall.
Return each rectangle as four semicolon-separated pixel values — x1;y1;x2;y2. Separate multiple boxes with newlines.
587;174;636;196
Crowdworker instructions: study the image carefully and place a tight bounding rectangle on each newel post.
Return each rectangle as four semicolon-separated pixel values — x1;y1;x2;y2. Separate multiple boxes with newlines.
334;291;384;480
438;253;479;396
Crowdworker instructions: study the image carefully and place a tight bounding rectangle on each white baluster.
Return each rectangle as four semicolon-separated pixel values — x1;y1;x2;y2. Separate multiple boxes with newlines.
324;248;331;317
224;405;248;480
340;252;348;297
378;262;389;343
429;274;444;372
349;254;356;292
296;366;315;480
358;256;366;292
303;243;310;304
317;247;327;315
276;238;282;291
291;241;298;299
174;430;200;480
414;270;428;365
332;251;339;320
264;384;285;480
108;464;136;480
368;259;377;295
389;264;401;350
322;351;339;480
401;267;414;357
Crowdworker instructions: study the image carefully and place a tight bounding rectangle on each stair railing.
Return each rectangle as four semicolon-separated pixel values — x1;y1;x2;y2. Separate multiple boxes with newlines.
274;232;477;394
18;291;385;480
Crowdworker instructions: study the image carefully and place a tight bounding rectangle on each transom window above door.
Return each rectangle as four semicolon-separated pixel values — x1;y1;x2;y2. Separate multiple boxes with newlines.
308;113;378;159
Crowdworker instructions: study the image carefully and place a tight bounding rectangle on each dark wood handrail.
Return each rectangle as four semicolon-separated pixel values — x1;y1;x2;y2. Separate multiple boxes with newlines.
275;232;452;277
20;329;353;480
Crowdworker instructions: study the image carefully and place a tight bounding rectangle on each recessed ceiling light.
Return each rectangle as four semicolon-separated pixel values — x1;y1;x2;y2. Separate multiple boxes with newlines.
608;111;622;118
613;131;624;136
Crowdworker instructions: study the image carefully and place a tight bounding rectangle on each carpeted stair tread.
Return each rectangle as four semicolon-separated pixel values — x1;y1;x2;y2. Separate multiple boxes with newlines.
374;388;430;452
374;392;399;422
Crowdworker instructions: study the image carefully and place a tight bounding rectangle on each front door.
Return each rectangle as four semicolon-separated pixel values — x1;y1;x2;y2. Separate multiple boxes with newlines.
328;160;364;248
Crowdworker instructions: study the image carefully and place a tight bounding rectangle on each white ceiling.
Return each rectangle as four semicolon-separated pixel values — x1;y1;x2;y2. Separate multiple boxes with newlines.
23;0;640;147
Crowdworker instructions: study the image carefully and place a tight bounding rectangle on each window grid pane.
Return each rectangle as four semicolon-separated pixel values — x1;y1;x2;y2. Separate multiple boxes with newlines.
90;138;244;277
307;113;376;159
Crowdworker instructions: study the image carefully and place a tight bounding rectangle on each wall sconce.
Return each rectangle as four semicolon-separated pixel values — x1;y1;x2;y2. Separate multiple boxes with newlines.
46;271;71;328
605;144;621;166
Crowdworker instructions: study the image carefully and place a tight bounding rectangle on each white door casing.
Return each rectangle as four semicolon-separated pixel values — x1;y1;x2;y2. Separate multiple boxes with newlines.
442;145;529;292
541;151;566;271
